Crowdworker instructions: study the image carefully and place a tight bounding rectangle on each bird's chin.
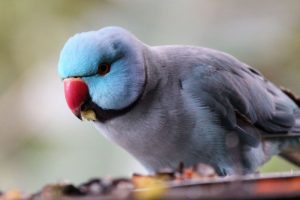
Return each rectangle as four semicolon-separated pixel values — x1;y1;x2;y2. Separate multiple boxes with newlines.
78;100;128;123
79;96;142;123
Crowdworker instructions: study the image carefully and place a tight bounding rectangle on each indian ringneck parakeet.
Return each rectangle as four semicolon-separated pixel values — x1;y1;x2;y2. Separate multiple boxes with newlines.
58;27;300;175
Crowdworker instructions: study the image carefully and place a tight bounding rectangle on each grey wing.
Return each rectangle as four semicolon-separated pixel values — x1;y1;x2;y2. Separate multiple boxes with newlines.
182;50;300;147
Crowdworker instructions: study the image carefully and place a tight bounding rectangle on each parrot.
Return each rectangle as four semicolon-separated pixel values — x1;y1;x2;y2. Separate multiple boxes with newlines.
58;26;300;175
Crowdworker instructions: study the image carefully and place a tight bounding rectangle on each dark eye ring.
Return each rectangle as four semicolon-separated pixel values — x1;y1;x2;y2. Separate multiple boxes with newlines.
98;63;111;76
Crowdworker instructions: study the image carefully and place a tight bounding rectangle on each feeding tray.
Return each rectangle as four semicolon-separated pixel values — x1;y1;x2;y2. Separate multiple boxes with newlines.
2;166;300;200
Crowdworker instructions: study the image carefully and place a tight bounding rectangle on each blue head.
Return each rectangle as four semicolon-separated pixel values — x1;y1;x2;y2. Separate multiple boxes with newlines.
58;27;146;120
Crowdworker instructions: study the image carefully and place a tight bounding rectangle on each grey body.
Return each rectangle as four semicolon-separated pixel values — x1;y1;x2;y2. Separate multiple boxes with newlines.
59;27;300;175
94;44;300;175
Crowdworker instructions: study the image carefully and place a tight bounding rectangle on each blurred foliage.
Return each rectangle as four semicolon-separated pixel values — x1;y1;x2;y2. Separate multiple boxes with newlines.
0;0;299;192
0;0;102;92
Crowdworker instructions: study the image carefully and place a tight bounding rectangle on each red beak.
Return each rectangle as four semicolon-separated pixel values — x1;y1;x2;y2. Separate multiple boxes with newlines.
64;78;89;119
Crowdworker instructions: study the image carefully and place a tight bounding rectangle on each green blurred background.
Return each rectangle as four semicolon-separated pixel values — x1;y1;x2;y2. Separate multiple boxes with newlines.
0;0;299;192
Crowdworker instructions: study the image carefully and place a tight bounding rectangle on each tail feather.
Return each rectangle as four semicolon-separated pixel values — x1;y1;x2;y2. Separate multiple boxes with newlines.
263;134;300;167
280;147;300;166
281;87;300;107
269;87;300;166
281;87;300;132
290;108;300;132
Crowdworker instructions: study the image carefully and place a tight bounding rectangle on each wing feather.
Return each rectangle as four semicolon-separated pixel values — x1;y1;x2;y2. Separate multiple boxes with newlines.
181;49;300;146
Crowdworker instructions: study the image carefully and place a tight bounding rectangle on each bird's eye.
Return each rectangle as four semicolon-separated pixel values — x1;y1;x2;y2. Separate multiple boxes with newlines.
98;63;111;76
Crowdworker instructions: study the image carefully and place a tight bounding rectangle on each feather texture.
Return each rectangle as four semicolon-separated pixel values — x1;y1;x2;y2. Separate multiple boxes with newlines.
58;27;300;175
